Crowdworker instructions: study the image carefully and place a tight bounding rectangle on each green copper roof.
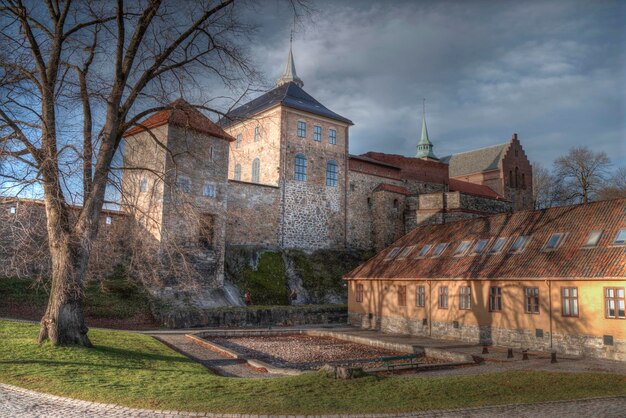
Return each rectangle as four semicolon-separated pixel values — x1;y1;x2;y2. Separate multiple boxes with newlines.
415;115;438;160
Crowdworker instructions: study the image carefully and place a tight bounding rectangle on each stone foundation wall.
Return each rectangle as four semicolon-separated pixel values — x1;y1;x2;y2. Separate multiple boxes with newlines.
348;312;625;361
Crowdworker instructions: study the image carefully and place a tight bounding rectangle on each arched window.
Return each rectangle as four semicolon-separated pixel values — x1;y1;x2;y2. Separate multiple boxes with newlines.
326;160;338;186
295;154;307;181
234;164;241;181
251;158;260;183
514;167;519;188
509;170;514;188
521;173;526;189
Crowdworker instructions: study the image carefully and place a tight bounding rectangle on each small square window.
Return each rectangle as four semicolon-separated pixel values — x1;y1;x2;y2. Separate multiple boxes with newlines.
431;243;447;257
329;129;337;145
313;125;322;141
177;176;191;193
510;235;531;253
297;121;306;138
471;239;489;255
454;240;473;256
9;207;16;214
488;237;507;254
203;184;216;198
544;233;565;250
105;216;112;225
417;244;433;258
583;230;602;248
613;228;626;245
385;247;403;260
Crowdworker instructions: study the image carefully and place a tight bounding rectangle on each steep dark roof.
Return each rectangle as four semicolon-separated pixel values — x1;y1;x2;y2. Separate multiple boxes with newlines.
374;183;411;195
124;99;234;141
345;198;626;280
219;82;353;127
441;142;508;177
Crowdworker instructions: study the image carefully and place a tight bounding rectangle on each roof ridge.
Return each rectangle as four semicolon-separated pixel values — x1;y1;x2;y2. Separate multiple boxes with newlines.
444;141;509;158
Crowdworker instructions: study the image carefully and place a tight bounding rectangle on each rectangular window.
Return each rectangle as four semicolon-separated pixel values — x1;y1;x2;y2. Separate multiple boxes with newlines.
295;155;307;181
417;244;432;258
326;161;338;187
561;287;579;317
397;245;415;259
524;287;540;314
470;239;489;255
139;178;148;193
176;176;191;193
605;287;625;319
297;121;306;138
209;146;215;162
9;207;16;214
460;286;471;310
356;284;364;303
488;237;507;254
203;184;216;198
431;243;447;257
236;134;242;149
454;240;472;256
416;286;425;307
313;125;322;141
544;233;566;250
438;286;448;309
105;216;112;225
612;228;626;245
583;230;602;248
329;128;337;145
254;126;260;142
489;286;502;312
385;247;403;260
510;235;531;253
398;285;407;307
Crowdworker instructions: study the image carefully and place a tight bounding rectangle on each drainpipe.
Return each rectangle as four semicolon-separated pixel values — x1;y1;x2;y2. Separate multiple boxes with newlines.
428;280;432;337
547;280;553;349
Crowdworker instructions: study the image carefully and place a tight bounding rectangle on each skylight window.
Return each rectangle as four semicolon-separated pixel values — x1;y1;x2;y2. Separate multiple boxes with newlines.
431;243;447;257
397;245;415;259
613;228;626;245
471;239;489;255
417;244;433;258
583;230;602;248
454;240;472;256
544;233;566;251
385;247;403;260
488;237;507;254
510;236;531;253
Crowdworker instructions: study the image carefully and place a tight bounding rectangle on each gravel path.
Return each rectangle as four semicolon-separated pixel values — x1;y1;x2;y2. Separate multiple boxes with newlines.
2;383;625;417
152;334;286;378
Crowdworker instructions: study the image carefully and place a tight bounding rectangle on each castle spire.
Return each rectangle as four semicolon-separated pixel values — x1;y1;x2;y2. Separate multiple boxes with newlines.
415;99;438;160
276;34;304;88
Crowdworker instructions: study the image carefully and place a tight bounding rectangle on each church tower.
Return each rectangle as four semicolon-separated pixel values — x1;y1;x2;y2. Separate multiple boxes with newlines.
415;102;438;161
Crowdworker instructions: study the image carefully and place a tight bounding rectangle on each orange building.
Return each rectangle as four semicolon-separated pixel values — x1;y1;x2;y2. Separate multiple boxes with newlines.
345;198;626;361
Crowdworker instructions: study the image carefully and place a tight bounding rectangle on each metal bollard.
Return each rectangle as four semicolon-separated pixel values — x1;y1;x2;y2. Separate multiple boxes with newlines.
551;351;557;363
522;349;529;360
507;348;514;359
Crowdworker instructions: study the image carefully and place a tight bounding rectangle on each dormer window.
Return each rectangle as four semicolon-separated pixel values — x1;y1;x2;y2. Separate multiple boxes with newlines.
431;243;447;257
385;247;403;260
510;235;531;253
613;228;626;245
397;246;415;259
454;240;472;256
544;233;566;251
488;237;507;254
583;230;602;248
471;239;489;255
417;244;432;258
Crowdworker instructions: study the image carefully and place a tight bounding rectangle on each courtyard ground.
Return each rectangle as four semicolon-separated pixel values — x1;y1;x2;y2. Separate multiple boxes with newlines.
1;320;625;415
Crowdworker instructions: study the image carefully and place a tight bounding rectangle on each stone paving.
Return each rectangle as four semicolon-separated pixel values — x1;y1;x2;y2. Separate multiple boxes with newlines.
1;383;625;417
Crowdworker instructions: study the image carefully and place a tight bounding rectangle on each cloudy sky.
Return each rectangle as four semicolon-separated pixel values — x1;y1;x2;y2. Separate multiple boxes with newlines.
237;0;625;169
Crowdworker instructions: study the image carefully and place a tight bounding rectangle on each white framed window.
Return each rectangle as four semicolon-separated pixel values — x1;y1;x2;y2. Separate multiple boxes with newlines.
509;235;531;253
254;126;260;142
488;237;507;254
460;286;471;310
105;216;112;225
295;154;307;181
612;228;626;245
236;134;242;149
203;184;216;198
313;125;322;141
417;244;432;258
9;207;16;214
139;178;148;193
544;233;566;251
251;158;260;183
454;240;473;256
326;160;338;187
431;243;447;257
583;230;602;248
329;128;337;145
176;176;191;193
297;121;306;138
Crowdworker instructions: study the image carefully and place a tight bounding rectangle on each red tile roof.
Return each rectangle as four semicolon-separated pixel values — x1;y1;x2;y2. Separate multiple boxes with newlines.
449;178;508;201
359;152;449;184
124;99;234;141
345;198;626;281
373;183;411;195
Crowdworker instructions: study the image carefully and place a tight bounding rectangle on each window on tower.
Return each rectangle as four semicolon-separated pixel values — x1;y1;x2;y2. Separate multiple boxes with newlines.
234;164;241;181
326;160;338;186
251;158;260;183
295;154;307;181
313;125;322;141
297;121;306;138
329;128;337;145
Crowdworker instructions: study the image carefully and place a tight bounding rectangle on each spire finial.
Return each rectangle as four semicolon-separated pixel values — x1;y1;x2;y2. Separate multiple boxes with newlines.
415;99;438;160
276;31;304;88
422;98;426;118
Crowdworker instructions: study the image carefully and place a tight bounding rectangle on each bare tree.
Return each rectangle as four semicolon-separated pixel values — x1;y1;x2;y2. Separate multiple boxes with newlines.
531;162;559;209
0;0;267;346
596;166;626;201
553;146;611;205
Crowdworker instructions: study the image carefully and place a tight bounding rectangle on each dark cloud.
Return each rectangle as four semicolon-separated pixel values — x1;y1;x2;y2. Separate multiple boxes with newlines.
237;0;625;167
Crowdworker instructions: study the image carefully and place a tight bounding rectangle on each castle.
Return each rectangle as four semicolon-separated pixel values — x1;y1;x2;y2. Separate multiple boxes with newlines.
119;44;533;288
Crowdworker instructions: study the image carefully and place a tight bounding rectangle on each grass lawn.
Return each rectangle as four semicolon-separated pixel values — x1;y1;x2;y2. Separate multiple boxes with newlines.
1;320;624;414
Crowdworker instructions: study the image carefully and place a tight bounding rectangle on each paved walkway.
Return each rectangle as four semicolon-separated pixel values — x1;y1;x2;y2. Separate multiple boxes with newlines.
1;383;625;417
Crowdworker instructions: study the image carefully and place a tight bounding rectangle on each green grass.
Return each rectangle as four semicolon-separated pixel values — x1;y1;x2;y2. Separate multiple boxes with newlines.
1;320;624;414
238;252;289;305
